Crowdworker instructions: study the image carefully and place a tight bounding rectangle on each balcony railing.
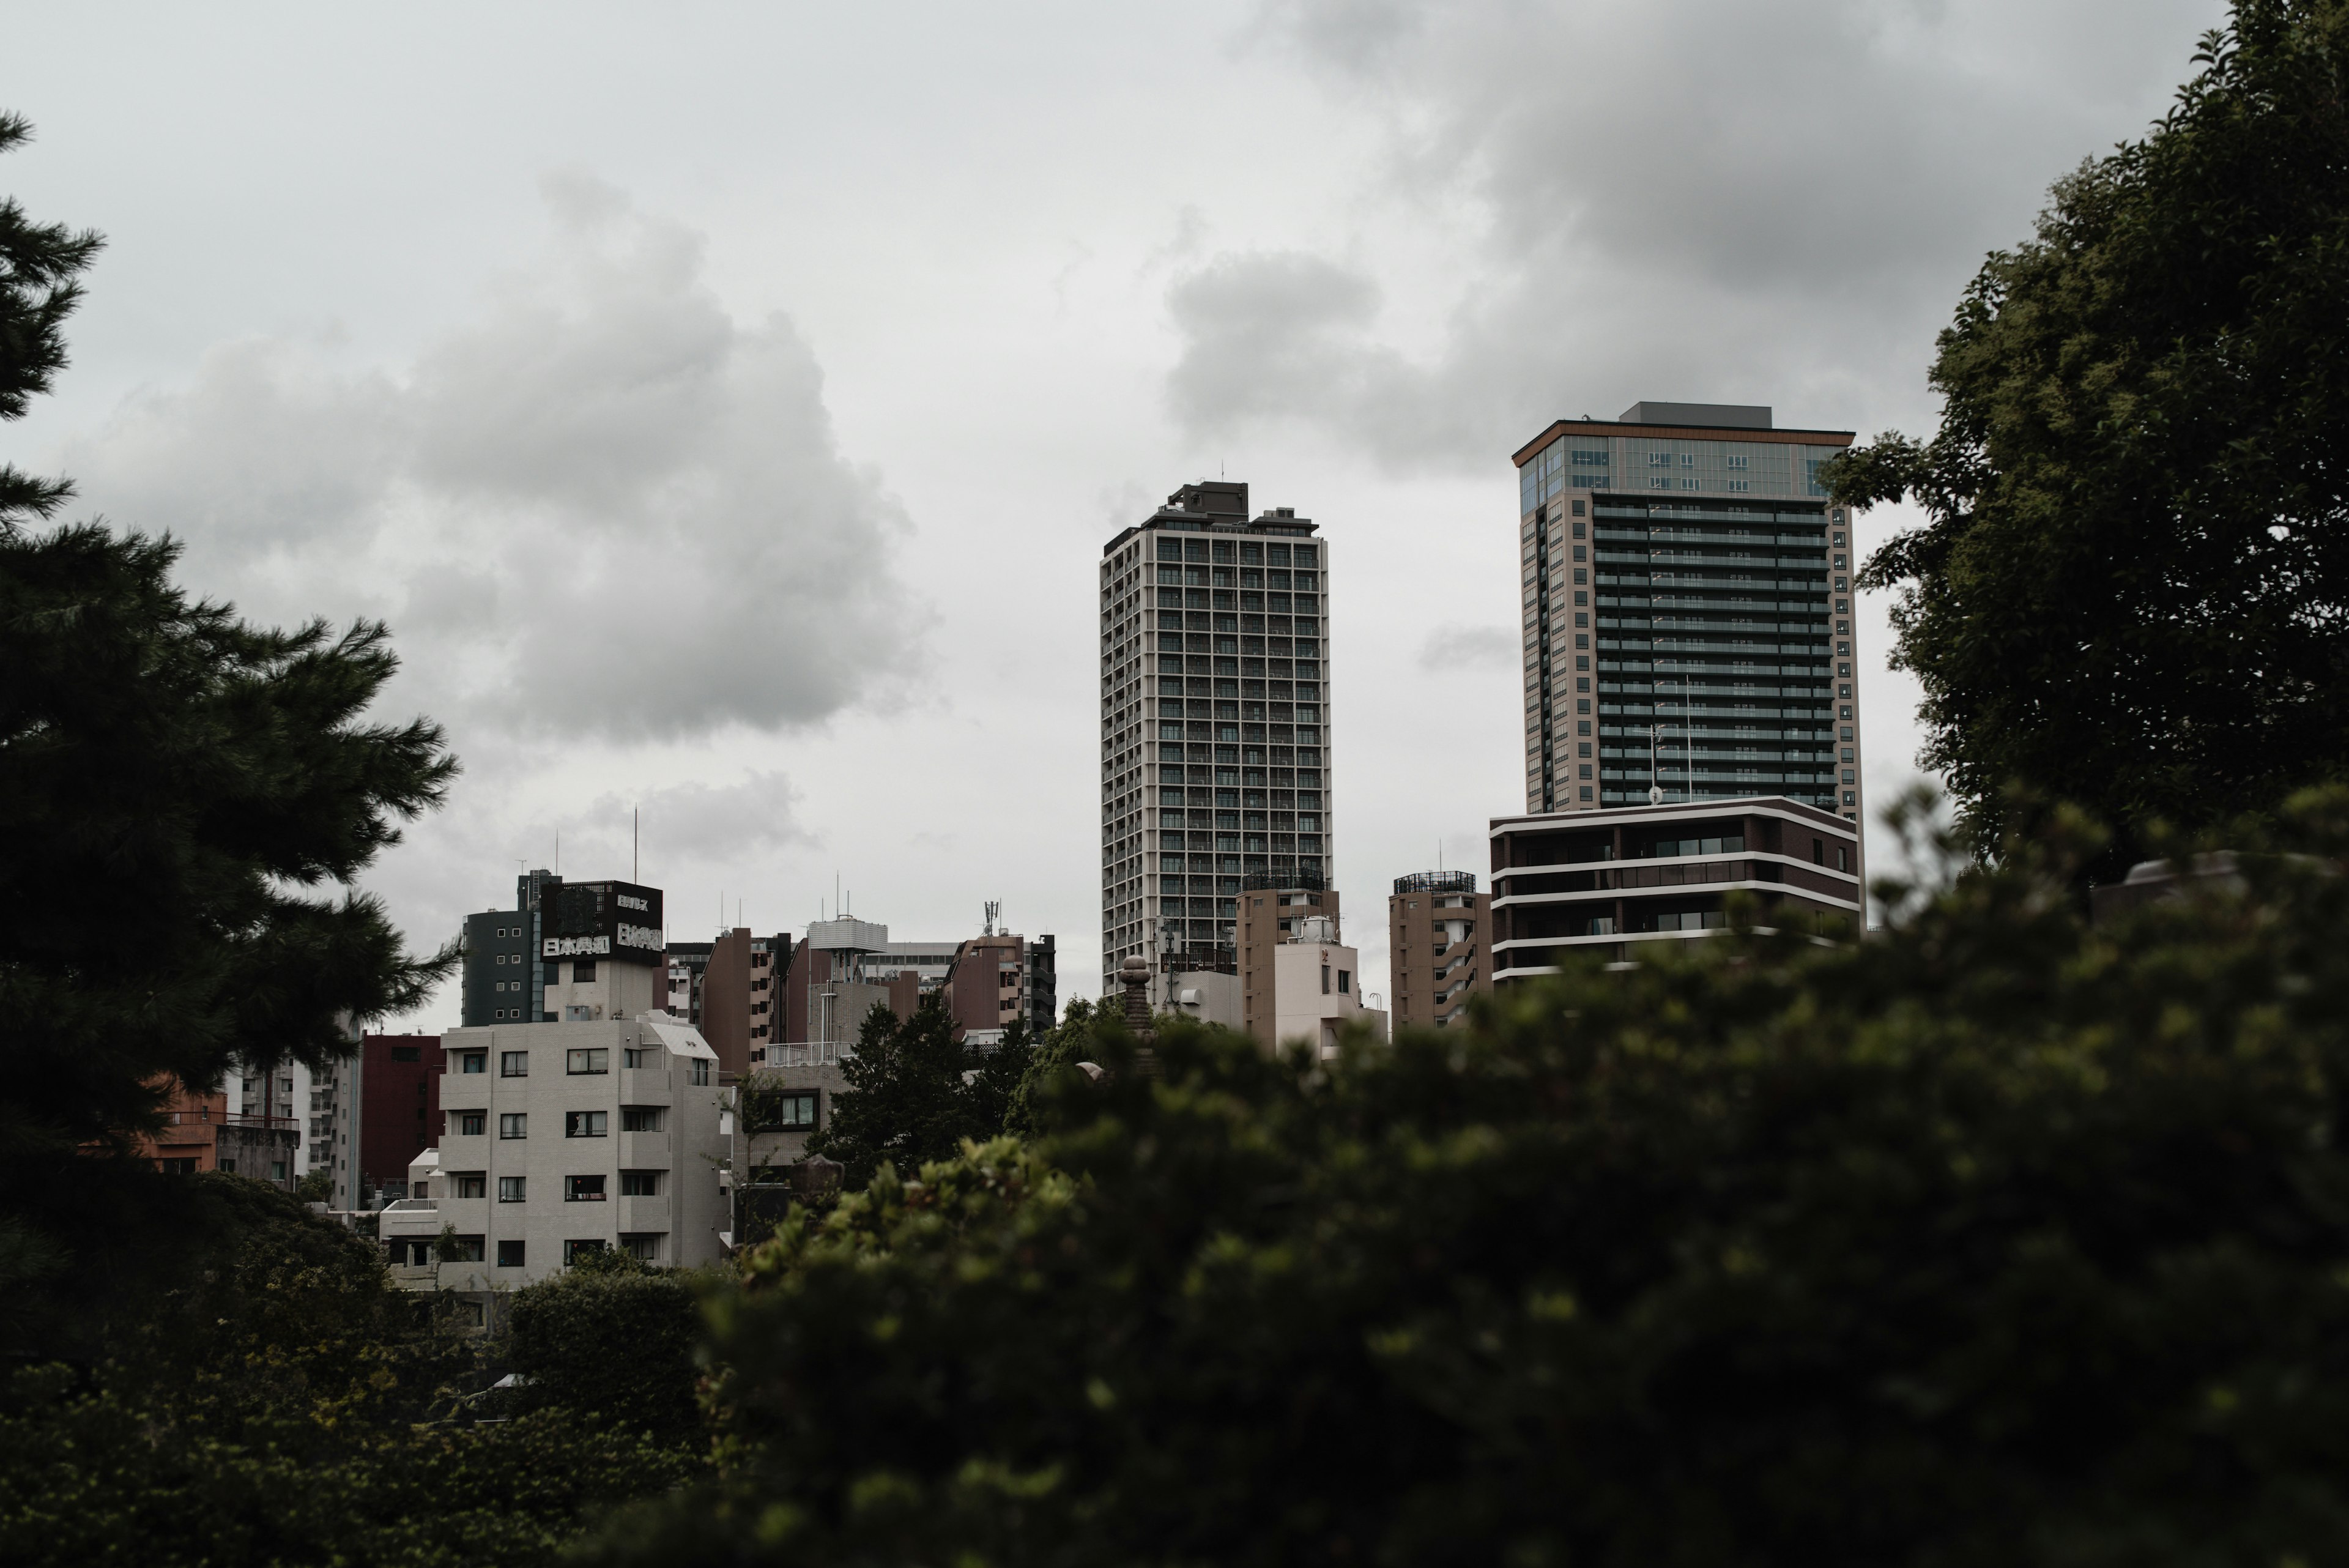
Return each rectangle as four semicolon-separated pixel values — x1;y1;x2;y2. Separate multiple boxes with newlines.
162;1109;299;1129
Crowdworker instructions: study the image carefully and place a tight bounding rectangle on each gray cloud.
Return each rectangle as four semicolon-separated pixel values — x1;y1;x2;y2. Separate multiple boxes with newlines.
1417;622;1518;671
595;772;814;866
58;173;926;742
1173;0;2227;464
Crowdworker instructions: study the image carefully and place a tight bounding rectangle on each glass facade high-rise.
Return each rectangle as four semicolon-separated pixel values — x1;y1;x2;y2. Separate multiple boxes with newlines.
1099;481;1330;1001
1514;403;1863;825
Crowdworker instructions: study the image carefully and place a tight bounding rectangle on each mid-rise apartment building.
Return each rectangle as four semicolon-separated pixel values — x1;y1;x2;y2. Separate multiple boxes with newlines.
355;1032;444;1200
942;926;1056;1044
131;1078;300;1190
1100;480;1332;1001
664;941;714;1025
1389;871;1490;1029
699;927;794;1078
1489;797;1861;981
378;1014;726;1289
1237;886;1341;1044
1514;403;1861;833
461;872;666;1027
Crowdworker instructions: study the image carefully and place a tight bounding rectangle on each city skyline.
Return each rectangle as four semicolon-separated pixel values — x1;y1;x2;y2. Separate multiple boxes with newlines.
0;2;2230;1027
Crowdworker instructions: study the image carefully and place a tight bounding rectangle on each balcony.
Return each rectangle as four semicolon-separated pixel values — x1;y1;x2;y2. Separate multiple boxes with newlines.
617;1195;669;1232
619;1068;675;1105
617;1130;672;1168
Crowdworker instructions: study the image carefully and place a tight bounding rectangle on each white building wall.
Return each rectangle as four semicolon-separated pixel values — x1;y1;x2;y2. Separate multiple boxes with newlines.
387;1014;727;1288
1271;934;1387;1057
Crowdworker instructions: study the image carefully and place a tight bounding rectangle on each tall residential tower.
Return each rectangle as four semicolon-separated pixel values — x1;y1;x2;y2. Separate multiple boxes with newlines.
1100;481;1330;1004
1515;403;1863;825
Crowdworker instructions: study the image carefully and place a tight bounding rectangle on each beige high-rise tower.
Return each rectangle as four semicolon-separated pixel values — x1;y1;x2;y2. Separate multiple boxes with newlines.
1513;403;1863;827
1099;481;1331;1010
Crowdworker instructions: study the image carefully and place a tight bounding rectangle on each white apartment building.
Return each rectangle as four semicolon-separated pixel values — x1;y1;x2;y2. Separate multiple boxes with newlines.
379;1013;727;1289
1100;479;1332;1001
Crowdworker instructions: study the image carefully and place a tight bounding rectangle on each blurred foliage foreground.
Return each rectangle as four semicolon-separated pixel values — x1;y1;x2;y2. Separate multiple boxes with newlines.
592;793;2349;1568
18;795;2349;1566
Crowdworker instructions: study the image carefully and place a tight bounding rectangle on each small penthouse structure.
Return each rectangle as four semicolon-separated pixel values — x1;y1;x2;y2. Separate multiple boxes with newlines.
1490;797;1860;983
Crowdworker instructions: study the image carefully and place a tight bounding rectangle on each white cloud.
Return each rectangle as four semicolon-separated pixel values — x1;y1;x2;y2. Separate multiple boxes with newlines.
58;173;928;744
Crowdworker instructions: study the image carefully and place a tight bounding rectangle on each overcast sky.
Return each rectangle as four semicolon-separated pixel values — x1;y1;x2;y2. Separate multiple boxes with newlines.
7;0;2228;1027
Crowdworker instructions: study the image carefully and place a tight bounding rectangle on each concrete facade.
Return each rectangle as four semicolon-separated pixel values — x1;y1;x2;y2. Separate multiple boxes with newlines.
1099;480;1333;1003
1513;404;1862;838
1267;916;1387;1057
379;1014;727;1289
1388;872;1491;1030
1237;886;1341;1046
132;1079;300;1191
1488;796;1861;982
699;927;793;1079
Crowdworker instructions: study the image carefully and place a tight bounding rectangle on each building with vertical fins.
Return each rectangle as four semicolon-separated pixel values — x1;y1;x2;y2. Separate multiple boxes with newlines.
1514;403;1863;825
1099;481;1332;1006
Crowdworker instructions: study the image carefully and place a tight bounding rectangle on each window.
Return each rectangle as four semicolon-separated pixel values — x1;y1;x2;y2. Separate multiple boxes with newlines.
620;1107;664;1132
1726;455;1749;470
689;1058;711;1086
456;1110;486;1136
623;1047;655;1068
497;1239;526;1268
566;1110;609;1138
620;1170;661;1196
1338;970;1351;994
566;1174;607;1202
498;1176;526;1202
441;1234;486;1262
622;1235;664;1263
458;1052;486;1074
1813;839;1825;865
567;1048;609;1076
390;1045;420;1061
1321;964;1331;995
453;1173;486;1199
500;1050;529;1077
574;960;597;982
563;1239;606;1266
779;1091;818;1129
499;1113;527;1139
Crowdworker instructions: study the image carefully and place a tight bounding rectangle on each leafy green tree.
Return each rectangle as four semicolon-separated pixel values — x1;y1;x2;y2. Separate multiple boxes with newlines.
0;1175;702;1567
806;995;1020;1189
0;113;456;1354
1004;995;1101;1139
1827;0;2349;874
962;1011;1036;1134
592;793;2349;1567
502;1250;707;1442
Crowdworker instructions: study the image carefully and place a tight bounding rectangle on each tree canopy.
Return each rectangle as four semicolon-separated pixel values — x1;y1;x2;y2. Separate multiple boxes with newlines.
1827;0;2349;871
0;113;457;1357
0;1176;702;1568
805;996;1036;1189
592;795;2349;1568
